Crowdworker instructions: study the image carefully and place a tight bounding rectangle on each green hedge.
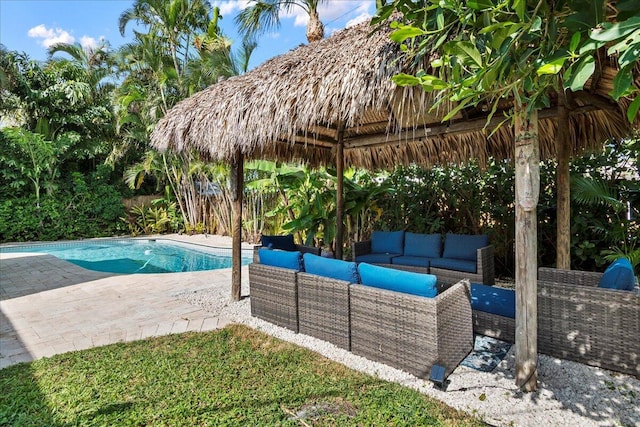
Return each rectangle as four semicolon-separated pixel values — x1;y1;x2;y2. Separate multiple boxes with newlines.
0;173;127;243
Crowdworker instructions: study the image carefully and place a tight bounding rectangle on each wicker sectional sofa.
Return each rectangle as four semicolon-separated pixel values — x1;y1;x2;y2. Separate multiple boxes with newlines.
350;279;472;378
248;249;474;379
353;231;495;285
469;266;639;378
537;266;639;378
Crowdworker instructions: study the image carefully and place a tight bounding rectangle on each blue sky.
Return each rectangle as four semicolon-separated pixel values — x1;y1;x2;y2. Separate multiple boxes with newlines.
0;0;376;69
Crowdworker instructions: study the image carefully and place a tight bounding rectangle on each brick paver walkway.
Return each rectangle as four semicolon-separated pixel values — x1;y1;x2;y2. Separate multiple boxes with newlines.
0;237;249;369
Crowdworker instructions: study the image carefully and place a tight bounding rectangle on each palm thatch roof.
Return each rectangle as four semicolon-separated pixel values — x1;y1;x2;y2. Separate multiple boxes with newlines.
151;17;638;169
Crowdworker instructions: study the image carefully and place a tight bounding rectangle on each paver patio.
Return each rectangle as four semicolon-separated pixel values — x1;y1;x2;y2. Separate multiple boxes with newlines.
0;236;250;369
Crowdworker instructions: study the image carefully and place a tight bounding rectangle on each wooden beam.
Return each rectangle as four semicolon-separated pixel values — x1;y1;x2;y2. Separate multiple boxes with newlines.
514;106;539;392
277;135;335;149
344;112;519;149
335;123;345;260
284;103;605;152
556;95;571;269
230;149;244;302
572;92;619;112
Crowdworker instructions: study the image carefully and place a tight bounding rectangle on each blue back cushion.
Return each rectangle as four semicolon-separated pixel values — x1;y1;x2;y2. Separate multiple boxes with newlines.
470;283;515;318
258;248;302;271
598;258;636;291
442;233;489;261
371;230;404;254
357;263;437;298
303;253;359;283
403;232;441;258
261;234;297;252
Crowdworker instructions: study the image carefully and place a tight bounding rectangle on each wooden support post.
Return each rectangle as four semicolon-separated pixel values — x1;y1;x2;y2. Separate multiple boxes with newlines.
556;97;571;269
514;106;539;392
335;125;345;260
230;149;244;302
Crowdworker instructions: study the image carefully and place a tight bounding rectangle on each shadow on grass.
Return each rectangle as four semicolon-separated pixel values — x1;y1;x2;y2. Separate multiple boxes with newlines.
0;310;60;426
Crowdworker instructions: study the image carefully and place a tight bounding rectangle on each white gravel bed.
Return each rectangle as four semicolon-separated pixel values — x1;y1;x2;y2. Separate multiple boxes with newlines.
176;282;640;427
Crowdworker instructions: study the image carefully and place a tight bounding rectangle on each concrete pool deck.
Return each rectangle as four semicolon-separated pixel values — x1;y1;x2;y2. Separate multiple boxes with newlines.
0;234;252;369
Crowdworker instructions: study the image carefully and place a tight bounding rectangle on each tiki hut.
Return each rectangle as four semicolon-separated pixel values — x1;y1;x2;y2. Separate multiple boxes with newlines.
151;14;635;267
152;20;632;169
151;15;637;391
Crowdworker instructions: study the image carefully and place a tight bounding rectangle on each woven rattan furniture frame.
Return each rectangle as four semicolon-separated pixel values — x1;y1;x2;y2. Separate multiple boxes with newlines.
350;279;473;378
249;263;299;332
297;272;351;350
538;267;640;378
472;309;515;343
352;241;495;285
252;244;320;263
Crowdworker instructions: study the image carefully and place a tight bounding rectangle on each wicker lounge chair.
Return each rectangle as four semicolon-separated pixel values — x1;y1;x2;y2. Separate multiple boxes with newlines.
297;272;351;350
350;279;473;378
538;267;640;378
249;263;300;332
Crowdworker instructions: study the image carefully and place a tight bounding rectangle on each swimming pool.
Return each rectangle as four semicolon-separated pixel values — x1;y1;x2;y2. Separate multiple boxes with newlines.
0;239;252;274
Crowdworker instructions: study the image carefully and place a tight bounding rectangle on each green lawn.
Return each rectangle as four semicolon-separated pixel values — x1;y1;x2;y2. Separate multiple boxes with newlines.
0;324;486;426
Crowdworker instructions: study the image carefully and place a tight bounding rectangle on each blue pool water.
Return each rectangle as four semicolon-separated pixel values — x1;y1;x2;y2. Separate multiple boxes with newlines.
0;239;252;274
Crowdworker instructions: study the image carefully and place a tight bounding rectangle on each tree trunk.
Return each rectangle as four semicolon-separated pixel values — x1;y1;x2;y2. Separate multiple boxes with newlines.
306;9;324;43
514;106;539;392
230;149;243;302
335;125;345;260
556;98;571;269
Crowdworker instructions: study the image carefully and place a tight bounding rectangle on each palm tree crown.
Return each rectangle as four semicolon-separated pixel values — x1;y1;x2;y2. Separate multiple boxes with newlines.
235;0;326;44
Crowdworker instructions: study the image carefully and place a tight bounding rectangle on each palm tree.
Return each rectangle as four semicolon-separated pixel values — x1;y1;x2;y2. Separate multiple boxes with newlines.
47;41;116;101
235;0;326;44
118;0;212;85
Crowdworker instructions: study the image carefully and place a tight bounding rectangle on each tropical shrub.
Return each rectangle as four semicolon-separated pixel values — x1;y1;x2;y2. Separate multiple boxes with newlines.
0;167;127;242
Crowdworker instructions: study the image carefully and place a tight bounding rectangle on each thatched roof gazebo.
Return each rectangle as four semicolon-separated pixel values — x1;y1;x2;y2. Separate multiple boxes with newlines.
152;14;634;272
153;19;630;169
151;16;637;391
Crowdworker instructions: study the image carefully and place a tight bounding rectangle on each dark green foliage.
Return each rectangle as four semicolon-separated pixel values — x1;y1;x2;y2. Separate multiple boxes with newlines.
370;141;639;278
0;167;127;243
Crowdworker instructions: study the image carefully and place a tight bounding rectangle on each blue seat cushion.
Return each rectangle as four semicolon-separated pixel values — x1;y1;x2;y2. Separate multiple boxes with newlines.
598;258;636;291
303;253;359;283
258;248;302;271
403;232;441;258
391;255;431;269
358;263;437;298
470;283;515;318
430;257;477;273
355;253;401;264
261;234;297;252
442;233;489;261
371;230;404;254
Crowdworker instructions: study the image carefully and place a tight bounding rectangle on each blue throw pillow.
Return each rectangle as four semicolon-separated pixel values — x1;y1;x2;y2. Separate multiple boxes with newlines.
357;263;437;298
371;230;404;254
403;232;441;258
442;233;489;261
258;248;302;271
303;253;359;283
598;258;636;291
261;234;297;251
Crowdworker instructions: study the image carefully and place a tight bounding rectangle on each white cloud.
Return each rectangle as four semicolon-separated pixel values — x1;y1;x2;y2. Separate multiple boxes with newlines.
80;36;98;50
345;12;371;28
28;24;75;47
213;0;252;17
